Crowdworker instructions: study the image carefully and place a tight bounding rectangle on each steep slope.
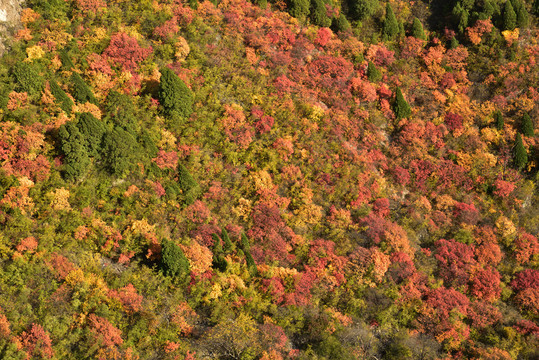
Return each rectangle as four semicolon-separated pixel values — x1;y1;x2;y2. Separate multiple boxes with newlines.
0;0;537;359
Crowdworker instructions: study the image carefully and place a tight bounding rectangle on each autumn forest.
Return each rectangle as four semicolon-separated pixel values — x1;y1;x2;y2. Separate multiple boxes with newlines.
0;0;538;358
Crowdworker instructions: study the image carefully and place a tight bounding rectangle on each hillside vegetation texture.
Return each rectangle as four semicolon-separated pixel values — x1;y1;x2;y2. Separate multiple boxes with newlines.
0;0;538;359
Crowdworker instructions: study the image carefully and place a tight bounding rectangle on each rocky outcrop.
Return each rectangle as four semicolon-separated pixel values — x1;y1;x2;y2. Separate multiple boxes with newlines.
0;0;24;56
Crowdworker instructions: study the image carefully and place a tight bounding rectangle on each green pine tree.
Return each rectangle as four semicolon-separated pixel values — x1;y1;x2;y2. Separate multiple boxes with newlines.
512;0;529;28
450;37;460;49
221;228;233;252
453;2;469;34
70;73;97;104
178;163;200;205
244;249;258;276
158;67;194;119
479;0;496;19
13;63;43;95
332;14;351;33
393;87;411;119
310;0;332;27
521;112;534;137
101;126;140;176
50;80;73;114
105;91;136;127
58;122;91;181
59;49;74;70
161;240;190;279
503;0;517;30
288;0;310;20
411;18;426;40
212;233;228;272
178;164;197;193
382;3;399;40
348;0;378;21
514;133;528;170
239;233;257;275
240;232;251;251
367;61;382;82
494;110;504;130
76;112;105;157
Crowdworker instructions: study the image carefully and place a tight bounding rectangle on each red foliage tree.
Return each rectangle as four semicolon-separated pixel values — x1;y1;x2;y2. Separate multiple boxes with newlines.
476;242;503;266
435;238;476;288
261;277;286;304
426;287;470;318
0;310;10;339
392;166;410;186
152;150;179;169
469;301;502;329
153;17;180;39
314;27;332;47
88;314;123;348
19;324;54;359
444;112;463;132
514;320;539;336
284;269;317;306
75;0;106;14
514;232;539;265
453;202;480;225
514;288;539;316
16;236;38;253
103;32;153;71
493;178;516;198
184;200;210;224
372;198;390;217
248;203;295;265
108;284;143;314
349;77;377;102
511;269;539;291
47;253;76;280
470;267;501;302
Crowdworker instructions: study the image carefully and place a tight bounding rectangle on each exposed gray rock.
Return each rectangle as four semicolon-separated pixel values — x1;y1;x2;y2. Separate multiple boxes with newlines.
0;0;24;56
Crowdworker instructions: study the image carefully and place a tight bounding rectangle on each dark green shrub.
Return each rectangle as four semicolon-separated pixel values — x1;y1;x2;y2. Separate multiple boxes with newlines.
521;112;534;137
13;63;43;95
514;133;528;170
50;80;73;113
101;126;140;176
70;73;97;104
58;122;91;181
382;3;399;40
367;61;382;82
411;18;426;40
393;87;411;120
161;240;190;278
158;67;194;119
76;113;106;157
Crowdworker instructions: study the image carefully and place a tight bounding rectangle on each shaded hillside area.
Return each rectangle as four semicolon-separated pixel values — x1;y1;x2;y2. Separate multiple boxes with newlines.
0;0;538;359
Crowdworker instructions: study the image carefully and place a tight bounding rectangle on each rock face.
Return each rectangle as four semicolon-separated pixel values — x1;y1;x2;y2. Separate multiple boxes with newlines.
0;0;24;56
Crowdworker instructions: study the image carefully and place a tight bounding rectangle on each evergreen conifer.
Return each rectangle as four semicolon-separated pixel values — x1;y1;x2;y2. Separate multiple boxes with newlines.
382;3;399;40
412;18;426;40
393;87;411;119
158;67;194;119
288;0;310;20
514;133;528;170
58;122;91;181
161;240;190;278
503;0;517;30
310;0;332;27
494;110;504;130
70;73;97;104
521;112;534;137
367;61;382;82
50;80;73;114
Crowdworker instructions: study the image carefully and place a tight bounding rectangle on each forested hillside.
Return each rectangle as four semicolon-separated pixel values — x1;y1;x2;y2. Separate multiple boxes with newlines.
0;0;537;359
